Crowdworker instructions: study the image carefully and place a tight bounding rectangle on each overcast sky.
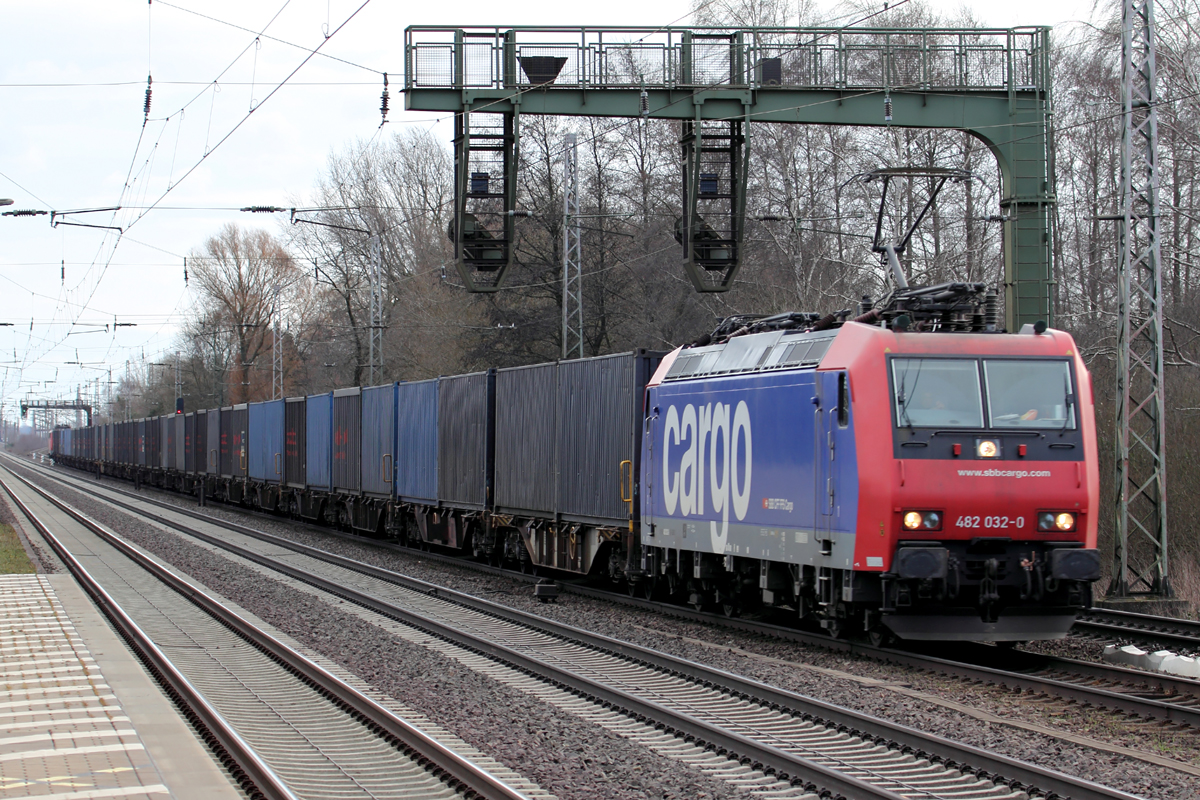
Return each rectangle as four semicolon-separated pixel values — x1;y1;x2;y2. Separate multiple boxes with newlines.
2;0;1104;424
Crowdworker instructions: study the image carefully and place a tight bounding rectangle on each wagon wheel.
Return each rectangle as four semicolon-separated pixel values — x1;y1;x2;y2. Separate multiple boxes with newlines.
640;574;659;601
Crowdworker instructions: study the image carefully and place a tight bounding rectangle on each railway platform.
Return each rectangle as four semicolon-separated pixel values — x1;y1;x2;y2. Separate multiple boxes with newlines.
0;572;242;800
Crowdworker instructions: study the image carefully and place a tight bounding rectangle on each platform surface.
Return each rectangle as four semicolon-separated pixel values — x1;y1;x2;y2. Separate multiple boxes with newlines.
0;573;243;799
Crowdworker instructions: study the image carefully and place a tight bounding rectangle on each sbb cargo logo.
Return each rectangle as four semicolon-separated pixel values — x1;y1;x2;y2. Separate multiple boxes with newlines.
661;400;752;553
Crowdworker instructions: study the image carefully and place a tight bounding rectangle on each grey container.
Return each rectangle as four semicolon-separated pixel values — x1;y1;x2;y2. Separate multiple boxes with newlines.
161;416;173;470
437;370;494;510
395;379;437;504
285;397;306;488
495;351;659;526
173;414;184;470
332;387;361;494
206;408;221;475
184;413;196;473
557;352;657;524
225;404;249;478
361;384;396;498
494;363;556;516
136;420;147;467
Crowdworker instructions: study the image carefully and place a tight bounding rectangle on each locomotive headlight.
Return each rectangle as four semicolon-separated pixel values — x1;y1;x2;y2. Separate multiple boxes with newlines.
902;511;943;531
976;439;999;458
1038;511;1077;532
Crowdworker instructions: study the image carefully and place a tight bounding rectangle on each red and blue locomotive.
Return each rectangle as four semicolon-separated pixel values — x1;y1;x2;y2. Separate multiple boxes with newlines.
638;286;1100;641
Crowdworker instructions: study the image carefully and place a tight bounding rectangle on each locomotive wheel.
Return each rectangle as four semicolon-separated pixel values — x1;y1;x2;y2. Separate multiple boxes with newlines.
867;626;894;647
640;575;658;601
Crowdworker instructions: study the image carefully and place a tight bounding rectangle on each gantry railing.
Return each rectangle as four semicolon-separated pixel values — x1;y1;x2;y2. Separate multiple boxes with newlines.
405;26;1050;96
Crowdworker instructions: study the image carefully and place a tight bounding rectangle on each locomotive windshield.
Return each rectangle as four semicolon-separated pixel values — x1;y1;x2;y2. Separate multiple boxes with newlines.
892;359;984;428
892;357;1076;429
984;359;1076;429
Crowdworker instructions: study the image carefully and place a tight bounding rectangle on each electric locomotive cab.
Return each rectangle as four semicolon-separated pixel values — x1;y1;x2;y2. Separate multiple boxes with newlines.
871;330;1101;641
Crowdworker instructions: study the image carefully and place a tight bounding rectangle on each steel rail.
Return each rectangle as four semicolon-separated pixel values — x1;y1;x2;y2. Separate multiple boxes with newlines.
1;464;533;800
0;470;299;800
1076;608;1200;649
23;460;1149;800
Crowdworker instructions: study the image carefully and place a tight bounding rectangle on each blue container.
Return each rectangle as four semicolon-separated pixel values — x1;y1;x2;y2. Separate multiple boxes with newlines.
305;392;333;491
333;388;361;494
137;420;147;466
361;384;396;498
249;399;285;483
395;379;438;504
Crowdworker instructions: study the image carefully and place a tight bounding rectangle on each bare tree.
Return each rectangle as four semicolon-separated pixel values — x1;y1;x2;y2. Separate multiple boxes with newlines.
186;224;299;403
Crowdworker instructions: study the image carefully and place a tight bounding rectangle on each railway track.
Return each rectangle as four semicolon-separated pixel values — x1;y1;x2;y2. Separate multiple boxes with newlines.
1074;608;1200;651
0;463;536;800
13;458;1151;800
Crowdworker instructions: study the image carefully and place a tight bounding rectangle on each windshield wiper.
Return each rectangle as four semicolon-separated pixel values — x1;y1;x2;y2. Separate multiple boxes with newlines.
897;361;921;429
1060;371;1074;436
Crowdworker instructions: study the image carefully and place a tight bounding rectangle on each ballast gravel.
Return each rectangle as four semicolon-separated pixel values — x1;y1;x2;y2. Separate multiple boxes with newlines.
27;463;1200;800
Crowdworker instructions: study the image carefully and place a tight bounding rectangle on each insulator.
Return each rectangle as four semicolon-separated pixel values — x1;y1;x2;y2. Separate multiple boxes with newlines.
984;289;999;330
379;72;389;124
144;74;153;120
640;89;649;117
883;95;892;122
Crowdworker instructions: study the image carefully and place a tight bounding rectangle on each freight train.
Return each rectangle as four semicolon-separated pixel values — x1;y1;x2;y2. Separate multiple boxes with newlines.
50;283;1101;642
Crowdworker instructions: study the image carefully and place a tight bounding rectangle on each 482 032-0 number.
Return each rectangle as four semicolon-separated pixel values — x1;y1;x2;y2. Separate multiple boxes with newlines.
955;515;1024;530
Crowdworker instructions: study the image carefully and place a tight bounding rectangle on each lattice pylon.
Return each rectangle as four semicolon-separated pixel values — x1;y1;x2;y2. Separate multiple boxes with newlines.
562;134;583;360
1111;0;1170;597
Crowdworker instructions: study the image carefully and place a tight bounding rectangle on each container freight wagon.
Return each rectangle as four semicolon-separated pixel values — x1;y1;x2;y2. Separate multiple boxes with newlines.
394;379;437;507
248;399;285;510
409;370;494;550
162;416;174;471
349;384;395;535
206;408;221;477
284;397;306;490
184;413;197;473
300;392;332;520
493;352;660;574
332;388;361;499
173;414;184;476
